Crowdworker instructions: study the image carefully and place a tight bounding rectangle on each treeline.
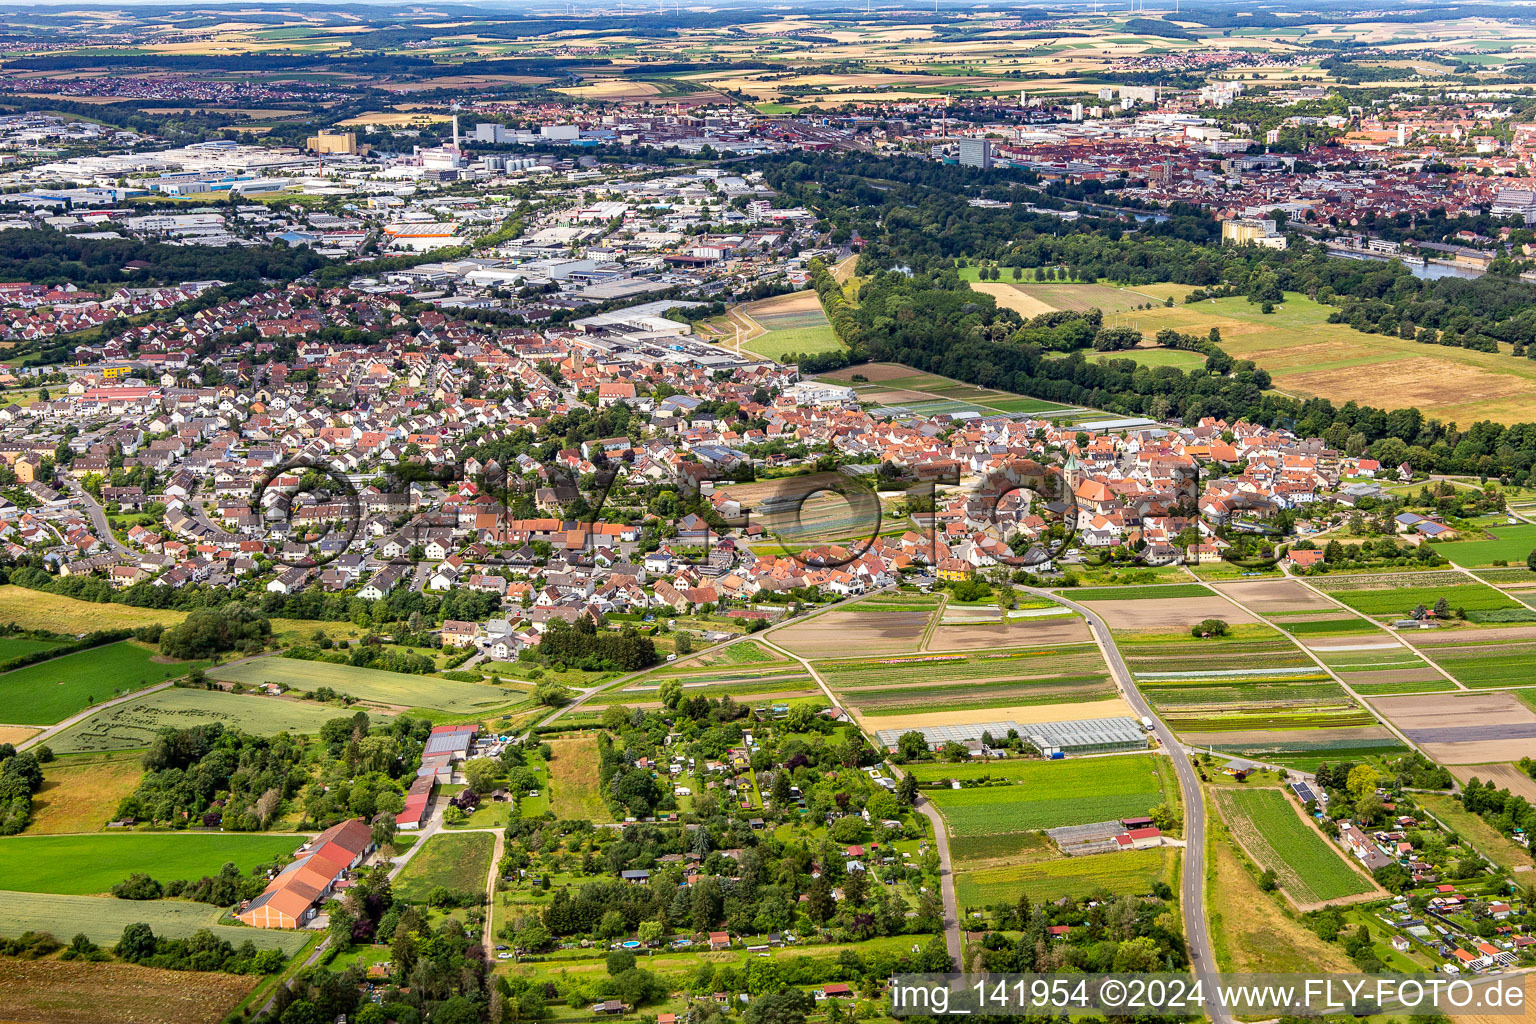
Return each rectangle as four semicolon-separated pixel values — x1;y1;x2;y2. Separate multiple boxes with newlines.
1460;776;1536;848
532;617;659;673
115;722;306;829
0;229;326;288
0;743;44;835
114;922;285;975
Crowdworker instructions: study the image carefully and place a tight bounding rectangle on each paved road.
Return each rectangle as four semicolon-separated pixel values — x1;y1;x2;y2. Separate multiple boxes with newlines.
1023;586;1229;1024
63;480;132;556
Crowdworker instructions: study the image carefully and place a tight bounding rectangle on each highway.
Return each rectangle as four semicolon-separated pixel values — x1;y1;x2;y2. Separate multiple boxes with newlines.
1023;586;1230;1024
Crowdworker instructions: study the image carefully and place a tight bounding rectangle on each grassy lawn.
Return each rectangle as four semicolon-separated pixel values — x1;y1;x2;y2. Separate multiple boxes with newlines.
1212;788;1373;905
1207;814;1355;973
0;636;65;662
50;687;351;754
742;324;842;360
0;642;207;725
547;735;613;822
27;750;145;834
0;833;302;894
955;848;1172;907
1439;524;1536;567
395;832;495;903
211;657;530;715
0;890;309;953
1418;793;1536;872
925;755;1164;834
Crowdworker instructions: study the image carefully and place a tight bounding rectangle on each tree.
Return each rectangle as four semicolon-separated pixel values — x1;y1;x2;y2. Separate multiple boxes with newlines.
1190;618;1229;638
1527;548;1536;573
743;989;814;1024
897;771;918;806
896;731;927;762
673;632;693;656
1346;764;1382;803
463;758;500;795
115;922;157;962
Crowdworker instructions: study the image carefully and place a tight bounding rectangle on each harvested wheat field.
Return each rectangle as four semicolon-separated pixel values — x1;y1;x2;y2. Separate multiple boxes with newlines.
555;79;662;100
969;281;1057;318
0;957;255;1024
1450;763;1536;802
1368;691;1536;763
1083;596;1258;629
773;610;930;657
851;696;1135;733
0;725;39;745
926;618;1090;651
1214;579;1340;613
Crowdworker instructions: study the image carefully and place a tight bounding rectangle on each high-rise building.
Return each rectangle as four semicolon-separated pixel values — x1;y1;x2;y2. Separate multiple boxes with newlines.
957;137;992;169
475;123;510;144
306;130;356;155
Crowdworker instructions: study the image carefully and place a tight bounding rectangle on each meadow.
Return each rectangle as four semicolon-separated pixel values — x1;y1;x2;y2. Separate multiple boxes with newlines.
547;734;612;822
211;657;527;714
394;832;495;904
1071;286;1536;426
0;890;310;953
1439;524;1536;567
0;833;301;895
2;642;208;725
926;755;1164;834
955;848;1171;906
1213;788;1374;906
816;362;1079;418
50;687;348;753
0;586;185;634
27;751;145;834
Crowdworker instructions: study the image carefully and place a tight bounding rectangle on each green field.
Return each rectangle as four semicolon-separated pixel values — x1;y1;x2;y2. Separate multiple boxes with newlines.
0;636;65;662
1068;584;1213;601
743;325;843;361
50;687;350;753
1;642;207;725
1313;574;1522;621
394;832;494;903
1440;524;1536;567
1213;788;1373;905
926;755;1163;834
1420;639;1536;687
0;890;311;952
0;833;302;895
211;657;527;714
955;848;1171;906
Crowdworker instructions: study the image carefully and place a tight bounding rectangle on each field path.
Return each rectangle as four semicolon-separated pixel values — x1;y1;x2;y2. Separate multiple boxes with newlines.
14;649;282;753
1018;584;1231;1024
13;680;173;753
482;827;505;952
760;629;964;971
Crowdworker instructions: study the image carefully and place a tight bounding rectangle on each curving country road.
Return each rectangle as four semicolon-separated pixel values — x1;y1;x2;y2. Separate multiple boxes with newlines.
1022;585;1230;1024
